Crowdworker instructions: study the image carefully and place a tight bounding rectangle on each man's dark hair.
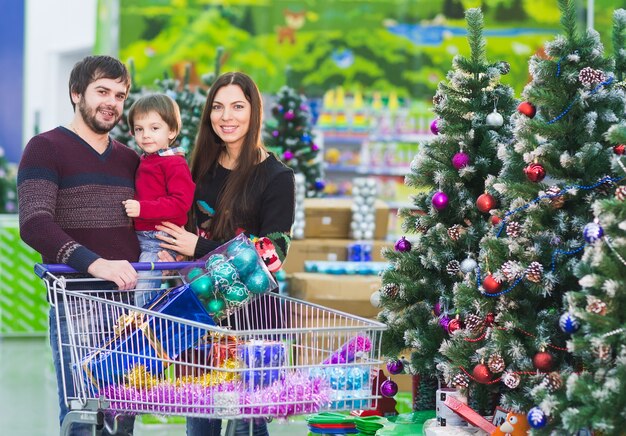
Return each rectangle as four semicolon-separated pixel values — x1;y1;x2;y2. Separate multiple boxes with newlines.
68;55;131;110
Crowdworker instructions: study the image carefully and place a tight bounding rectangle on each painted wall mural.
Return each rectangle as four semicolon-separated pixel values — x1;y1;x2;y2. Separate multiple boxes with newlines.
114;0;623;99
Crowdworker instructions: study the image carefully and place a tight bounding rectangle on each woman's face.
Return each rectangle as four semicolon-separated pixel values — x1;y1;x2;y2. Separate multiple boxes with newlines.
210;84;251;149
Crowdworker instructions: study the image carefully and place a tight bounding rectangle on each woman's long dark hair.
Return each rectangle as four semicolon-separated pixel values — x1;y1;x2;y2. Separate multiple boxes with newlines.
190;72;268;240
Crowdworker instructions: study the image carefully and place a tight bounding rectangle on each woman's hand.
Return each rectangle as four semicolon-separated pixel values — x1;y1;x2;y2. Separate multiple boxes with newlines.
155;222;198;257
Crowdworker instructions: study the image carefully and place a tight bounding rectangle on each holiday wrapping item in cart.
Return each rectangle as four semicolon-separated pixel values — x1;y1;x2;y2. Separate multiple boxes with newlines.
308;365;372;409
181;234;278;317
82;283;214;388
239;339;287;387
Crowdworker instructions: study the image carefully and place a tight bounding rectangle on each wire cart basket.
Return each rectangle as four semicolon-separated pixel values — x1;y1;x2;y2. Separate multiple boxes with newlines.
37;262;387;435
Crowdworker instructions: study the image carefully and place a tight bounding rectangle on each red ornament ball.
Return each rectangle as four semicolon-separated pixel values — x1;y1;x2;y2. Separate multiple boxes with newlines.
518;101;536;118
476;193;497;213
482;274;503;294
490;215;502;226
485;313;496;325
524;162;546;183
533;351;554;372
472;363;492;384
447;317;462;334
614;144;625;155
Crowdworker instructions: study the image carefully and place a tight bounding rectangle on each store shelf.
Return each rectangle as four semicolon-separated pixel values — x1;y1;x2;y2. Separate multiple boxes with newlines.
324;163;410;176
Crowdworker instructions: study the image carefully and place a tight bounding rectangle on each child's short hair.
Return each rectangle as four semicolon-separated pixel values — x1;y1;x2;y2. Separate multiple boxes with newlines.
128;94;182;144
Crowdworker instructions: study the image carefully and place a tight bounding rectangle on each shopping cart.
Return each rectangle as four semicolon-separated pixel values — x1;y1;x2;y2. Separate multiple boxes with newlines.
36;262;386;435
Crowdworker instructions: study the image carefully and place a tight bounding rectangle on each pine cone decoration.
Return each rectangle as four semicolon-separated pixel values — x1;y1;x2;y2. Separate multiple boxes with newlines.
586;298;607;315
487;353;505;374
597;176;614;196
446;260;461;275
465;314;483;331
453;373;470;388
506;221;521;238
501;260;523;282
502;372;521;389
497;61;511;75
596;344;611;361
578;67;607;86
381;283;400;299
546;186;565;209
616;185;626;201
542;372;562;392
415;221;428;233
525;261;544;283
448;225;463;241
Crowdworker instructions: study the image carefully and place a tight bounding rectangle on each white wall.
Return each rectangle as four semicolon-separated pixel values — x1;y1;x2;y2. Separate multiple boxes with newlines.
24;0;97;140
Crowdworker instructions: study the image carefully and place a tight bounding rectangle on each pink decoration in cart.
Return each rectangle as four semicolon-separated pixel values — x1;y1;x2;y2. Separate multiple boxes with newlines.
322;335;372;364
100;371;332;418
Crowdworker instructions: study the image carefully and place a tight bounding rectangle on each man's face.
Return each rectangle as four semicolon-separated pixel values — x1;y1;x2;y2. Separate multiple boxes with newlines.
73;77;128;134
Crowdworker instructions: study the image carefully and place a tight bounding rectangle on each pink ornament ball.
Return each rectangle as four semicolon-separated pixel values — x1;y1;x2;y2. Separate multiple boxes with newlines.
380;379;398;397
283;150;294;160
284;110;295;121
452;152;470;170
430;119;440;135
432;191;449;210
311;143;320;152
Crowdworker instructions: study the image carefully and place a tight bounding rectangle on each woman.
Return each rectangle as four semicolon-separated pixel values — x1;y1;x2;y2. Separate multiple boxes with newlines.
156;72;295;436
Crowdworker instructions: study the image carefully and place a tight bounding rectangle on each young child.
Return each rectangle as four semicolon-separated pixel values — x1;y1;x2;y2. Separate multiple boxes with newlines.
123;94;195;306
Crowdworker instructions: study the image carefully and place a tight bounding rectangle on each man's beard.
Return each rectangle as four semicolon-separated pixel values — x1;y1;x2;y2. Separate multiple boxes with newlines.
78;98;121;134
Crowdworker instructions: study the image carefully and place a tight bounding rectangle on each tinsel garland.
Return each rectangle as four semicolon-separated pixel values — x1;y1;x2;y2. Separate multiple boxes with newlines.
101;371;332;417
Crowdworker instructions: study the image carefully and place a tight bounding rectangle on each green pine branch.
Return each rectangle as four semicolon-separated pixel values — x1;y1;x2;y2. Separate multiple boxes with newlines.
613;9;626;82
558;0;579;43
465;8;487;73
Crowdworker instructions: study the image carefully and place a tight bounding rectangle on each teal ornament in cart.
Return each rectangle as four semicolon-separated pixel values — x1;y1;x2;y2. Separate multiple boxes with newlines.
186;267;204;282
226;239;248;257
213;261;239;290
231;247;258;279
223;281;250;306
189;273;215;298
206;297;226;316
205;254;227;270
244;267;270;294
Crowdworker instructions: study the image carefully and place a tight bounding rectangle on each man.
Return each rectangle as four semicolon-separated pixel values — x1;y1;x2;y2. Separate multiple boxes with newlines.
18;55;139;435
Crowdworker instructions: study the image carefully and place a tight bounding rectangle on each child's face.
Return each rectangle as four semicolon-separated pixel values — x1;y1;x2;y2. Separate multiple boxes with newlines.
132;110;176;154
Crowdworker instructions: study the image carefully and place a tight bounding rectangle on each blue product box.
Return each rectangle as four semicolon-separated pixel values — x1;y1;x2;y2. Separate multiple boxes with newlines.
82;283;214;389
239;340;286;387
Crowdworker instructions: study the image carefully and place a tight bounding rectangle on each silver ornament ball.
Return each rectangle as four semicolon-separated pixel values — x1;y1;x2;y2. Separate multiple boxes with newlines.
486;110;504;128
460;258;478;273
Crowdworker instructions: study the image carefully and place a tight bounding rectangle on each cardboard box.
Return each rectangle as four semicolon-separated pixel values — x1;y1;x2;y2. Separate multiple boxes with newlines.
288;272;382;318
303;198;389;239
284;239;393;274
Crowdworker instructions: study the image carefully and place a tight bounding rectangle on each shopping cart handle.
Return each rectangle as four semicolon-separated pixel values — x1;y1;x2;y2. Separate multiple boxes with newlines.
34;261;204;278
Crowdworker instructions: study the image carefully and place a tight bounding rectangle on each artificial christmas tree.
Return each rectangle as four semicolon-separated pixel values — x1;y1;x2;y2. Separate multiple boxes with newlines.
112;48;223;158
264;74;324;198
376;8;517;411
439;1;626;432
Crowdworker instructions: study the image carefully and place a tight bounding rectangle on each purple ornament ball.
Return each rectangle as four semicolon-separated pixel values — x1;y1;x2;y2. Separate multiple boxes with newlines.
394;236;412;252
311;143;320;152
433;301;442;316
432;191;449;210
430;119;440;135
386;360;404;375
452;152;470;170
283;150;294;160
439;315;451;331
300;104;308;112
272;130;279;138
380;379;398;397
284;110;295;121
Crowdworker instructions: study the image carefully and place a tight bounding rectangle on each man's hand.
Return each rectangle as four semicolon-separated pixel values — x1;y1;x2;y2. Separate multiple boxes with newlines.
123;199;140;218
87;258;138;290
